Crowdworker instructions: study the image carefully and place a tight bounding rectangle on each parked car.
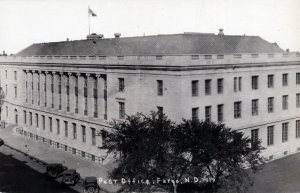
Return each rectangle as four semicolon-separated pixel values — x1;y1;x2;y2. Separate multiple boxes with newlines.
0;138;4;146
83;176;100;193
46;163;68;178
57;169;80;186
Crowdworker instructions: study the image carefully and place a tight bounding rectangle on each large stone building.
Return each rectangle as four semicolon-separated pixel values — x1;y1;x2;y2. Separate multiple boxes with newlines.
0;30;300;163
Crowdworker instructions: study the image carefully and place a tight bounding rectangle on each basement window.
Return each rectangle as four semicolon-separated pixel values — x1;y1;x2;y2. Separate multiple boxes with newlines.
191;55;199;60
156;55;163;60
234;54;242;59
204;55;212;59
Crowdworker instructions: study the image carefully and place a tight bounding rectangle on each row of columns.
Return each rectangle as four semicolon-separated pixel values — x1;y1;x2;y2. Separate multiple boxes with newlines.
24;70;107;120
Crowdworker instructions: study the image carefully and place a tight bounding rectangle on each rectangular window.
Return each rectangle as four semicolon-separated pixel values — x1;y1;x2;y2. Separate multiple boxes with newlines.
58;75;62;110
268;97;274;113
238;77;242;91
252;76;259;90
24;110;27;124
234;101;242;119
296;120;300;138
267;126;274;146
119;102;125;119
282;95;288;110
42;115;45;130
192;108;199;121
91;128;96;146
49;117;52;132
14;71;17;80
296;73;300;85
37;74;40;105
64;121;68;137
157;80;163;96
14;85;17;98
217;78;223;94
25;73;28;103
118;78;125;92
93;77;98;117
101;130;107;146
282;122;289;142
268;74;274;88
82;125;86;142
191;80;198;96
84;77;88;116
44;73;47;107
31;73;34;104
252;99;259;116
217;104;223;122
35;113;38;127
282;73;288;86
296;93;300;108
234;77;242;92
205;79;211;95
5;70;7;79
251;129;259;149
72;123;77;139
56;119;60;135
205;106;211;122
29;112;32;126
75;76;78;113
51;74;54;108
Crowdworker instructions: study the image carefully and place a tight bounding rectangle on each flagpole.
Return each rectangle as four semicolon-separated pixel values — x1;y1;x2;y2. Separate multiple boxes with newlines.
88;7;90;35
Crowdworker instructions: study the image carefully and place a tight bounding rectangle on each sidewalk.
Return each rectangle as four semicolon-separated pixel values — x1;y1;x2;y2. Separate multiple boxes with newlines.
0;125;120;193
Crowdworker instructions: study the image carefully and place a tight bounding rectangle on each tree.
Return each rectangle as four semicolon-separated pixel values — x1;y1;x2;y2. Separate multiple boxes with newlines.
101;112;264;193
0;87;5;121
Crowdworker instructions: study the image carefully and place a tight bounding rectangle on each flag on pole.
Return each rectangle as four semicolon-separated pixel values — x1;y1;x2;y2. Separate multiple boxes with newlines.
88;7;97;16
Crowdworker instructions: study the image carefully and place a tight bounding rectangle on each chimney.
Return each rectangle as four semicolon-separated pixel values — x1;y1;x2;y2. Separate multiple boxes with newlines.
218;28;224;36
114;33;121;38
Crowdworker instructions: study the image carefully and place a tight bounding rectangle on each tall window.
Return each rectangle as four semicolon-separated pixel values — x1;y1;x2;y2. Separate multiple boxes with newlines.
14;85;17;98
82;125;86;142
251;76;259;90
56;119;60;134
118;78;125;92
91;128;96;146
234;101;242;119
296;93;300;108
217;78;223;94
5;84;7;95
251;99;259;116
205;106;211;122
35;113;38;127
296;120;300;138
282;122;289;142
217;104;224;122
267;126;274;146
205;79;211;95
51;74;54;108
72;123;77;139
23;110;27;124
282;73;288;86
268;97;274;113
58;74;62;110
296;73;300;85
75;76;79;113
14;71;17;80
157;80;163;96
66;75;70;111
119;102;125;119
101;130;107;146
191;80;198;96
251;129;259;149
282;95;288;110
49;117;52;132
93;77;98;117
42;115;45;130
234;77;242;92
64;121;68;137
84;77;88;116
192;108;198;121
29;112;32;126
268;74;274;88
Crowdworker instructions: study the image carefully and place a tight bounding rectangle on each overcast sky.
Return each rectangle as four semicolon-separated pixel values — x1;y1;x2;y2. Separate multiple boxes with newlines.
0;0;299;54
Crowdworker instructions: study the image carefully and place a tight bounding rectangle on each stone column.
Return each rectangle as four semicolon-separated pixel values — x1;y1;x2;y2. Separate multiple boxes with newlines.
97;75;105;120
87;74;93;117
77;73;83;115
40;72;45;107
52;72;58;109
37;71;41;106
68;72;75;113
61;72;67;111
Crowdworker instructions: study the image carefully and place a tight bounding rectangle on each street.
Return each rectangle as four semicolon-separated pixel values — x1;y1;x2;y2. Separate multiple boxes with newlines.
0;145;81;193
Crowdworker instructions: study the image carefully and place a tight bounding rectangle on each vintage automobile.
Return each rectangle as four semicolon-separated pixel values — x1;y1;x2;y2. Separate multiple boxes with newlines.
46;163;68;178
0;138;4;146
57;169;80;186
83;176;100;193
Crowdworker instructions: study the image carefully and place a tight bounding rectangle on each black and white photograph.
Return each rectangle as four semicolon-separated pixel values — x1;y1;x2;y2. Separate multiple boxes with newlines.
0;0;300;192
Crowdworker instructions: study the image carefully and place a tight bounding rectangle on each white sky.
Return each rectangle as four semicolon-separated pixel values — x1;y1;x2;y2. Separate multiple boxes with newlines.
0;0;299;54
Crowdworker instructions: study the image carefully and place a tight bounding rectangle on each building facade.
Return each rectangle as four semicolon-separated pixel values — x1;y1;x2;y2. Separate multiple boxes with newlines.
1;31;300;163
